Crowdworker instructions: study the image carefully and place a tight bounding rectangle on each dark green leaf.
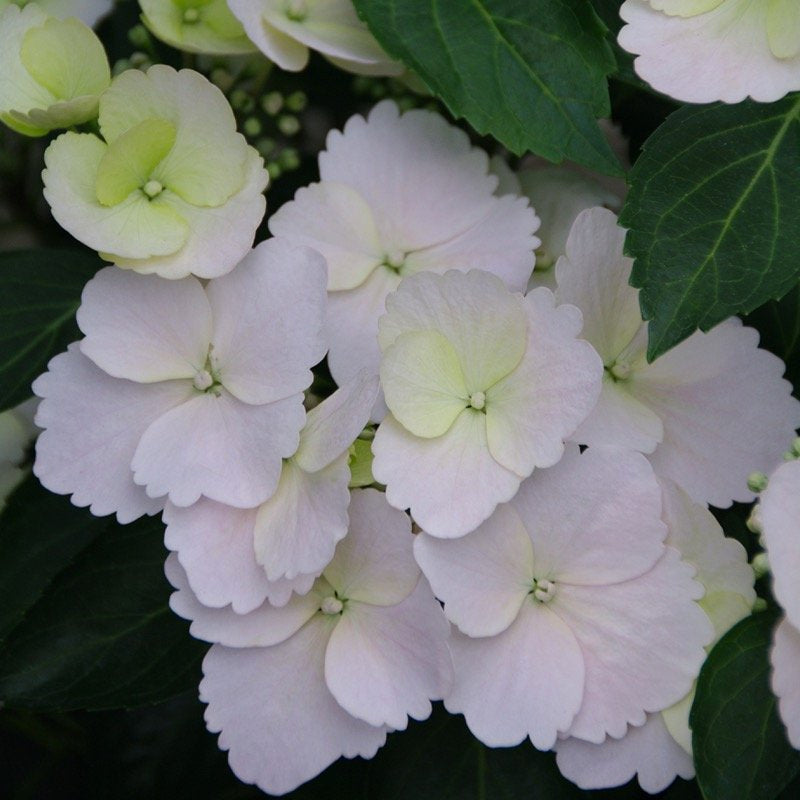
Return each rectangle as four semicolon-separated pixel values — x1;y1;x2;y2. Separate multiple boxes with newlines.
0;248;101;411
621;97;800;360
0;475;108;642
353;0;621;175
691;610;800;800
0;513;205;711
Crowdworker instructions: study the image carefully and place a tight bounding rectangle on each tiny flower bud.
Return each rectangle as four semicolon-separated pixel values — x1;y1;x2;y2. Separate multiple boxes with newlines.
278;147;300;171
183;7;200;24
261;91;283;116
285;91;307;112
143;180;164;199
128;24;151;49
752;598;768;613
286;0;308;21
469;391;486;411
243;117;262;137
278;114;301;136
746;503;762;534
193;369;214;391
320;596;344;615
747;471;769;493
751;552;770;579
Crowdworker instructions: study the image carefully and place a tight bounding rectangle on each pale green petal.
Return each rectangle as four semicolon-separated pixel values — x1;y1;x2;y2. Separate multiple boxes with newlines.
767;0;800;58
95;117;177;206
20;16;109;100
381;329;469;438
43;132;188;259
20;94;99;129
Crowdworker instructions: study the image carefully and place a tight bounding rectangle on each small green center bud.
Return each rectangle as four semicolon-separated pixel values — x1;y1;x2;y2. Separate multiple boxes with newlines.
469;391;486;411
384;248;405;270
183;7;200;23
747;471;769;493
751;552;770;579
320;596;344;615
532;578;556;604
286;0;308;21
193;369;214;391
143;179;163;199
609;360;631;381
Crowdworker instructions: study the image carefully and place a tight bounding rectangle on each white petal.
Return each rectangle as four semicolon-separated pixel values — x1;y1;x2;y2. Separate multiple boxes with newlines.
554;207;641;364
200;619;387;796
165;553;318;647
295;370;379;473
320;101;497;251
77;267;212;383
555;714;695;793
269;182;384;292
413;502;534;637
488;154;521;196
326;265;400;388
324;580;453;729
619;0;800;104
635;319;800;507
771;617;800;750
107;148;268;280
445;601;585;749
164;499;315;614
761;460;800;629
559;548;713;743
512;446;666;586
132;390;304;508
227;1;309;70
372;411;521;539
32;344;190;522
253;455;351;581
207;238;328;405
484;288;603;476
323;487;419;605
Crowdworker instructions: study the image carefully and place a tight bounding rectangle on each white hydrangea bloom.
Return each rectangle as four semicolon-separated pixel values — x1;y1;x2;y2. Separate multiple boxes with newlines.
415;447;713;749
371;269;602;538
33;239;327;521
163;371;379;612
761;458;800;749
557;207;800;508
555;478;755;792
139;0;256;55
42;65;268;280
619;0;800;103
0;3;110;136
168;488;453;795
227;0;402;75
0;0;112;28
0;398;38;511
270;101;540;394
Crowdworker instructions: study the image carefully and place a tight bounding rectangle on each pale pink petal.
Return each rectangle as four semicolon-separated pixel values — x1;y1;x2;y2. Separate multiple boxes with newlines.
200;619;387;796
165;554;318;647
413;503;534;637
253;455;351;581
558;548;713;743
326;266;400;389
77;267;212;383
163;499;315;613
268;182;385;292
320;101;496;251
324;580;453;729
771;617;800;750
206;238;328;406
512;446;666;585
323;487;419;605
619;0;800;104
445;601;584;750
372;411;521;539
761;460;800;629
132;390;304;508
634;319;800;507
484;288;603;476
555;714;695;793
295;371;379;473
32;344;191;522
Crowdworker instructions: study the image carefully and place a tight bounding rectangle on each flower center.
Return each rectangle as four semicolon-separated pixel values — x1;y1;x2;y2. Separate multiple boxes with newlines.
143;179;164;199
192;369;214;391
320;595;344;615
182;7;200;23
383;248;407;273
531;577;556;604
468;391;486;410
607;360;631;382
286;0;308;21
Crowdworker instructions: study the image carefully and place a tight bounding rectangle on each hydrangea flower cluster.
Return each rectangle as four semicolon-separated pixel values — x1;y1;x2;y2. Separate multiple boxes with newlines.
25;81;800;795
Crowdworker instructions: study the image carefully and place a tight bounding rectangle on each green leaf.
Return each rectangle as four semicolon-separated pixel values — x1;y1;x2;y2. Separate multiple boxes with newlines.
0;513;205;711
621;97;800;360
0;476;108;642
691;610;800;800
353;0;621;175
0;249;102;412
